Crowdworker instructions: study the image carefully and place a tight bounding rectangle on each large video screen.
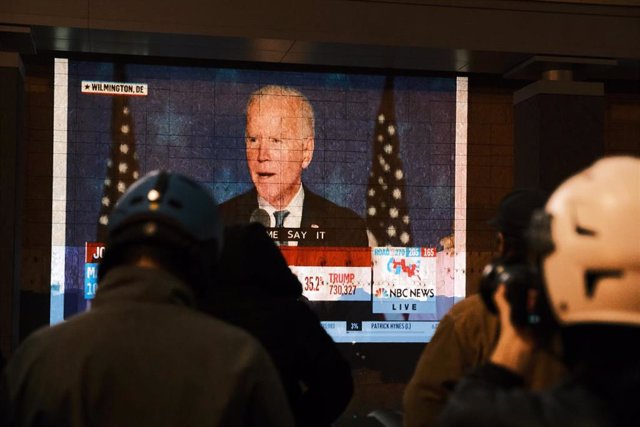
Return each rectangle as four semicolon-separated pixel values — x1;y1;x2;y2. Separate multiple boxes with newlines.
51;58;467;343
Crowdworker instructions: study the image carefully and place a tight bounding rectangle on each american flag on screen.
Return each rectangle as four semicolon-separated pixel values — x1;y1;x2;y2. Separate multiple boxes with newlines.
96;64;140;241
366;76;413;247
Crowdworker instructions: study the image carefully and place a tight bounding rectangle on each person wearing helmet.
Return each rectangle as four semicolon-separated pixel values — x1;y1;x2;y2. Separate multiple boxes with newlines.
404;189;566;427
436;156;640;427
1;171;294;427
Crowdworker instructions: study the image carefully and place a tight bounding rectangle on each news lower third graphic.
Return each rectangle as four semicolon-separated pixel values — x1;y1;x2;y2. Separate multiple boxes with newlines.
284;246;439;314
321;320;439;343
84;243;105;300
81;240;447;341
282;247;372;302
84;264;98;299
372;247;437;315
264;227;328;243
83;243;443;310
290;266;371;301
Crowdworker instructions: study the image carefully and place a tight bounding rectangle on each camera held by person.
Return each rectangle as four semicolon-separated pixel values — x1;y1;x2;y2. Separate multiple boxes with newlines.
478;189;557;336
403;188;566;427
437;156;640;427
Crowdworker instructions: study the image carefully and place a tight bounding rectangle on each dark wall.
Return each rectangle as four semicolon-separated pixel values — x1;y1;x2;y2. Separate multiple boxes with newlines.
0;56;25;358
465;79;516;294
1;1;639;71
464;77;640;295
19;57;54;342
605;89;640;156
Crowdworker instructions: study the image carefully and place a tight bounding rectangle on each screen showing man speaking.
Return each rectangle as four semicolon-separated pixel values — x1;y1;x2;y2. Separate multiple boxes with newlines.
51;59;468;343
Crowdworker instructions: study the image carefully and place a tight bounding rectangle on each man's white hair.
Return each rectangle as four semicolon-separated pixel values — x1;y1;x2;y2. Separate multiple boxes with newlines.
246;85;315;139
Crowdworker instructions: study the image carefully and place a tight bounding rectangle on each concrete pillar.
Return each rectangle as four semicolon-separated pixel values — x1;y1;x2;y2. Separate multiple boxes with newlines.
514;68;605;193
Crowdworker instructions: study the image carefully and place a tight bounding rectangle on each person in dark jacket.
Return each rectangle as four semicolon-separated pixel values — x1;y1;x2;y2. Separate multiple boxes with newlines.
437;156;640;427
205;222;354;427
2;171;294;427
404;189;566;427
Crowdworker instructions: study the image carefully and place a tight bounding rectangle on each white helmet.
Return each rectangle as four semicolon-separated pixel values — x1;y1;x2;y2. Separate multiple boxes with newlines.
538;156;640;326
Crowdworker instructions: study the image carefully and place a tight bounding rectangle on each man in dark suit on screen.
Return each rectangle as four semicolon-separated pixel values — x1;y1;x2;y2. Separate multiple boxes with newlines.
219;84;368;247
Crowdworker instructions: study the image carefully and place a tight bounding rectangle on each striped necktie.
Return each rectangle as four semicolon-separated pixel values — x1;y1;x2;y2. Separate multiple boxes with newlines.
273;210;290;246
274;210;290;228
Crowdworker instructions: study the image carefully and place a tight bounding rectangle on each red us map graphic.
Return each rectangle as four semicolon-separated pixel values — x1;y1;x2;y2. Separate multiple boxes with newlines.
388;258;418;277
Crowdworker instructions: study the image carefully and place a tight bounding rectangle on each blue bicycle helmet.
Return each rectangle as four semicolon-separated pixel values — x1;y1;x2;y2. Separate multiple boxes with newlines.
99;170;223;289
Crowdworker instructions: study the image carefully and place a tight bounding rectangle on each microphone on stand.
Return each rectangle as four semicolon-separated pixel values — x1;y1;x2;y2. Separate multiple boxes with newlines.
250;208;327;244
250;208;271;227
251;208;287;245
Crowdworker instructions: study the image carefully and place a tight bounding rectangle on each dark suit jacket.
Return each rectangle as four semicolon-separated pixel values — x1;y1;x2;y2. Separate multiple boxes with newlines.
218;186;368;247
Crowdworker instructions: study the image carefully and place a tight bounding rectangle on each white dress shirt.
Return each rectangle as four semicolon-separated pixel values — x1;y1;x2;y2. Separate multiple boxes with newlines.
257;186;305;246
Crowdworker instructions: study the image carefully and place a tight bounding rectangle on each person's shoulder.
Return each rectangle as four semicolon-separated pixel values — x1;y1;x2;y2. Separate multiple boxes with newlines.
5;316;88;374
185;308;266;349
218;188;255;208
446;294;486;318
166;308;279;373
302;186;368;246
12;324;56;355
25;311;94;344
303;187;363;220
218;188;257;225
443;294;496;330
443;294;499;349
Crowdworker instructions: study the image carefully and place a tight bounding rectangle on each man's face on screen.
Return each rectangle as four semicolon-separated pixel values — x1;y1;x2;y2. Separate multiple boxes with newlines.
246;94;314;209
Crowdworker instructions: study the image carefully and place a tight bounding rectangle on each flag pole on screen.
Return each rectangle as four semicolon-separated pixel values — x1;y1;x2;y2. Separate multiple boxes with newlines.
96;63;141;242
366;76;413;248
